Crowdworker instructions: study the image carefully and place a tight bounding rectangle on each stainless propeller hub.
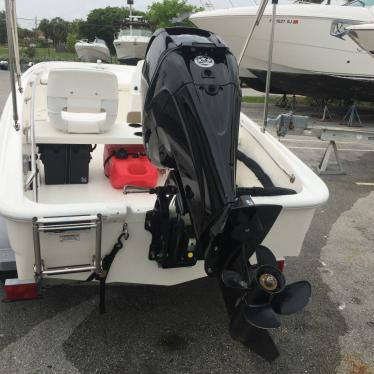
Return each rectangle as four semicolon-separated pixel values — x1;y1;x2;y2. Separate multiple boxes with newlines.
258;273;278;292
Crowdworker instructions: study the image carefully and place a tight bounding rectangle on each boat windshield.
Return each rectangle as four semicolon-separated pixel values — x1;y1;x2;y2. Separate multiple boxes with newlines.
94;38;106;45
119;28;152;37
344;0;374;6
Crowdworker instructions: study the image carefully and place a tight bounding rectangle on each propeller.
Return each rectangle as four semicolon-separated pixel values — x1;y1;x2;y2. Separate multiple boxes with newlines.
221;244;312;362
272;281;312;315
244;303;281;329
256;245;277;267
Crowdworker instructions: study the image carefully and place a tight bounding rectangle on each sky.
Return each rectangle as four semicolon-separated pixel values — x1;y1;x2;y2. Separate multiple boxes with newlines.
1;0;345;29
0;0;286;29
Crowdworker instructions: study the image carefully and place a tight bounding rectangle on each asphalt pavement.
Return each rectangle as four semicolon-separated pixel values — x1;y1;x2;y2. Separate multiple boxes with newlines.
1;70;374;373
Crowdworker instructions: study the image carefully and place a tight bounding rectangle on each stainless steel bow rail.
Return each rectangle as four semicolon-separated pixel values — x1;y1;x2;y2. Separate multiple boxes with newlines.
32;214;102;279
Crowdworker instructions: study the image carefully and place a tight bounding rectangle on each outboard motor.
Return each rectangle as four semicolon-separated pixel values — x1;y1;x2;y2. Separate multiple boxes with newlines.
142;27;311;362
142;27;240;244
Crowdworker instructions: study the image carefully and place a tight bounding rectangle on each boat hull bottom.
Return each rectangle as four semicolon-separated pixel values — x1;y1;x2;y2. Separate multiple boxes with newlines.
114;40;148;65
240;75;285;94
248;69;374;101
75;48;110;63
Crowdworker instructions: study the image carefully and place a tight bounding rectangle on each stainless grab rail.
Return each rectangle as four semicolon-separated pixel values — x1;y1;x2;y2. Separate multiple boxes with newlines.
4;0;22;131
42;265;96;276
29;74;40;202
38;223;97;232
37;215;99;224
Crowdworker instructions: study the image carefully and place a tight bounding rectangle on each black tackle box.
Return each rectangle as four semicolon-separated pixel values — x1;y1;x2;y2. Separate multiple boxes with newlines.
38;144;93;185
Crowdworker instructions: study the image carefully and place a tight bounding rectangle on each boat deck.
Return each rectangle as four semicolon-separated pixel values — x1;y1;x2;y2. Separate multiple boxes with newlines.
31;143;263;206
32;145;165;208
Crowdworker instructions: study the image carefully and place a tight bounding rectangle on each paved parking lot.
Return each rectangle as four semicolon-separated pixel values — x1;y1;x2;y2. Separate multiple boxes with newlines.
1;70;374;373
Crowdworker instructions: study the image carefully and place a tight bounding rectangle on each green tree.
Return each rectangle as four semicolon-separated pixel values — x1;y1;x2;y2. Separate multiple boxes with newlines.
66;32;79;52
38;17;69;46
69;19;84;38
147;0;201;29
18;27;33;40
38;18;52;41
80;7;145;52
24;45;36;58
49;17;69;45
0;12;34;46
0;11;7;44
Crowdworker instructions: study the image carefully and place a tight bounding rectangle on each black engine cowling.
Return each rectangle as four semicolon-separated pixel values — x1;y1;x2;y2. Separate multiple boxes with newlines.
142;27;241;244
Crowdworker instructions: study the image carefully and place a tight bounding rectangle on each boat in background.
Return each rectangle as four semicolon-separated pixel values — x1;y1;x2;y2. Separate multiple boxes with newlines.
191;0;374;101
75;38;110;63
347;23;374;55
113;16;152;65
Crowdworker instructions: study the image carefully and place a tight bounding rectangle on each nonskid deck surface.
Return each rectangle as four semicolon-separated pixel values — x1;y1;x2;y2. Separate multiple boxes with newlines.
32;145;165;206
30;143;265;206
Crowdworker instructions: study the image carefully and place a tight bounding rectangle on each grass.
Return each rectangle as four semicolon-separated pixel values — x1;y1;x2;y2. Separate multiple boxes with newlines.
34;48;75;60
242;94;374;109
242;95;279;104
0;46;8;59
0;46;76;61
242;95;313;105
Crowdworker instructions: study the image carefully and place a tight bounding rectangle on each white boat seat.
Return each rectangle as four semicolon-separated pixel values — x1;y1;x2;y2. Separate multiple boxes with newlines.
47;68;118;134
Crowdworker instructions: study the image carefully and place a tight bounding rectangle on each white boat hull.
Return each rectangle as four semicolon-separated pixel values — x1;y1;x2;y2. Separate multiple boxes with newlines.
0;62;328;285
114;36;149;64
191;5;374;100
75;43;110;63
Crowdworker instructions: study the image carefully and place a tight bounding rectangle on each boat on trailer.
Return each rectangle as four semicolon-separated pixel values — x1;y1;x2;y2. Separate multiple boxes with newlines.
113;16;152;65
113;0;151;65
191;0;374;101
0;8;328;361
75;38;111;63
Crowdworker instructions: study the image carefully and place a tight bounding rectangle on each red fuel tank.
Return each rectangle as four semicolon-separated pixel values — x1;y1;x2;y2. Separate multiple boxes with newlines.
104;145;158;189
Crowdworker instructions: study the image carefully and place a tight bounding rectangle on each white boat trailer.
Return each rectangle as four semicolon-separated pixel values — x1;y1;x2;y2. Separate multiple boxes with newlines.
269;113;374;175
315;127;374;174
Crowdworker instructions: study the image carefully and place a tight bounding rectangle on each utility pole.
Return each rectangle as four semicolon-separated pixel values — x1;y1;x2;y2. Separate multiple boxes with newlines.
34;16;38;44
127;0;133;35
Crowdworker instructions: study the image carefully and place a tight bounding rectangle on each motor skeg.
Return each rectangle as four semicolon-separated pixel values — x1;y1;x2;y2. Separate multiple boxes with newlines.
141;27;241;243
